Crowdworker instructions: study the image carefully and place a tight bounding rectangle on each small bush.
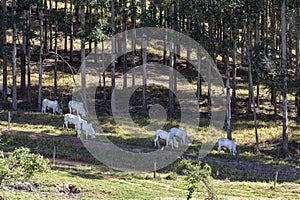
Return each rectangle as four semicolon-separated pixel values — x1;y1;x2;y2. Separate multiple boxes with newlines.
180;159;220;200
0;147;49;187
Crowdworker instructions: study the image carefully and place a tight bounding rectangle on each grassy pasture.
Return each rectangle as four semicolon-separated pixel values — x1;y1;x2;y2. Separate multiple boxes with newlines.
0;160;299;199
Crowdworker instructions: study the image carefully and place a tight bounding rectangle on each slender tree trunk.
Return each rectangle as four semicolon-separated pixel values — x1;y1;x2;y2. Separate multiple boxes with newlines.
142;34;147;113
224;15;231;140
197;49;201;101
27;8;32;104
44;15;48;52
2;0;8;101
296;6;300;117
247;26;259;153
81;3;87;105
12;0;17;110
281;0;288;157
131;0;136;100
169;42;174;117
54;0;58;98
38;7;44;111
255;16;260;108
64;0;68;52
49;0;53;51
70;0;74;64
111;0;116;107
232;27;237;104
21;10;27;94
163;8;168;65
123;1;128;89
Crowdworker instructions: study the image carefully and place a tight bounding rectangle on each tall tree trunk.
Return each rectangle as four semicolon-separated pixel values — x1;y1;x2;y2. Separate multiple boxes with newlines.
281;0;288;157
247;24;260;153
2;0;8;102
64;0;68;52
169;42;174;117
142;34;147;113
81;3;87;105
197;49;201;101
224;14;231;140
54;0;58;98
49;0;53;51
255;15;260;108
21;10;27;94
12;0;17;110
27;7;32;104
111;0;116;107
131;0;136;101
122;0;128;89
296;5;300;117
232;27;237;104
270;0;277;115
38;7;44;111
70;0;74;64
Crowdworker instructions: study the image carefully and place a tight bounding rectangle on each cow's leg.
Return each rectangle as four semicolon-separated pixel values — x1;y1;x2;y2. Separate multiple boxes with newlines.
217;144;221;154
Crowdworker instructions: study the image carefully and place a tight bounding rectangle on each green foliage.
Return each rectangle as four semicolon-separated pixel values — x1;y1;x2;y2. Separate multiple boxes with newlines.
181;159;220;200
165;172;178;180
0;147;49;187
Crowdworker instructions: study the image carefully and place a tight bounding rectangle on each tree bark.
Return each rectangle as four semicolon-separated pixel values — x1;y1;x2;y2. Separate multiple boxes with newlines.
38;7;44;111
12;0;17;110
2;0;8;102
27;7;32;104
54;0;58;98
81;3;87;106
281;0;288;157
296;5;300;117
21;10;27;94
142;34;147;113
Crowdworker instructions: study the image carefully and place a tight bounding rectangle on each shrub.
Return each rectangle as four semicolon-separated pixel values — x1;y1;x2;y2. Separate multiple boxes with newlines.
180;159;220;200
0;147;49;187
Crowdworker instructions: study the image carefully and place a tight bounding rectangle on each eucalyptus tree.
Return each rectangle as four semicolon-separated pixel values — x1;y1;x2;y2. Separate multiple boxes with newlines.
12;0;17;110
296;3;300;117
111;0;116;108
281;0;288;156
81;0;87;105
1;0;8;102
38;0;44;111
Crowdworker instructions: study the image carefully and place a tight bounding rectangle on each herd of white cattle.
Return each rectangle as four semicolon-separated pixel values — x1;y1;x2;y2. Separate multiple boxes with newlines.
1;83;238;155
41;99;95;140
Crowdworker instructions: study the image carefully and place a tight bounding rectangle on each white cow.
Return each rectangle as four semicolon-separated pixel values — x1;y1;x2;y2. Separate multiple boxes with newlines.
218;138;237;156
68;100;87;117
63;113;86;129
0;83;11;95
170;127;190;144
79;121;96;140
41;99;62;114
154;130;179;149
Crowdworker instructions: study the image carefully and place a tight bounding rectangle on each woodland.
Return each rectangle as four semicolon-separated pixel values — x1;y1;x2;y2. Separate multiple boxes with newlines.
0;0;300;199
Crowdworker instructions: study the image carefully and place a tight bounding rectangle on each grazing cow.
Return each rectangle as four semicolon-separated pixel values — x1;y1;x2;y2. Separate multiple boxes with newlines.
170;127;190;144
79;121;96;140
217;138;237;156
63;113;86;130
0;83;11;95
154;129;179;149
41;99;62;114
68;100;87;117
